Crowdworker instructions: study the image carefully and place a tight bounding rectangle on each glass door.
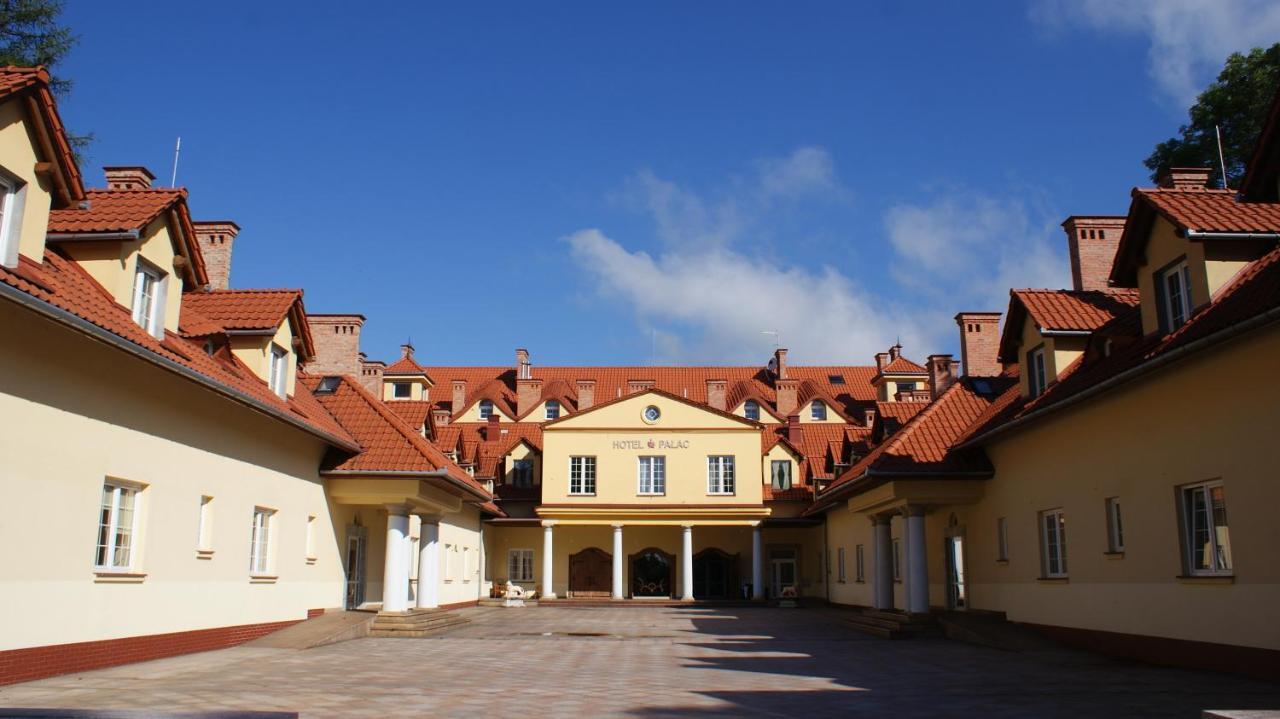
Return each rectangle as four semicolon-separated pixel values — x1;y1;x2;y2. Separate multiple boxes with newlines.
770;548;797;598
945;535;966;610
344;526;367;609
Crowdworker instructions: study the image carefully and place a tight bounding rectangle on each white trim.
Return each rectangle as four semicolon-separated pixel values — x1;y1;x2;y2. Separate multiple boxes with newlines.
569;455;596;495
249;506;275;575
855;544;865;582
196;495;214;555
0;172;17;268
706;455;736;495
1040;509;1067;578
95;480;143;571
268;344;288;397
1180;480;1232;576
508;548;534;582
637;455;665;495
130;259;165;338
1161;260;1193;330
1028;346;1047;397
837;546;847;582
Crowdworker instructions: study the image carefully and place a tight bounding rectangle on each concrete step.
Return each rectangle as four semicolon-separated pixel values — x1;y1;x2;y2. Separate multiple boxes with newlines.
845;617;904;639
368;608;471;638
244;610;375;649
845;608;940;639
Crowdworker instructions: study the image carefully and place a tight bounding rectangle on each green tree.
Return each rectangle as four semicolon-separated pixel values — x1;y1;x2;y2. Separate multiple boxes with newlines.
1145;44;1280;189
0;0;88;152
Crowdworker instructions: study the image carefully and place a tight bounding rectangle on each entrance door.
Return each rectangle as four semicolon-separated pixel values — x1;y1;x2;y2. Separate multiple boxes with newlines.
945;535;967;610
344;525;368;610
770;548;797;598
693;548;737;599
569;547;612;597
630;548;675;597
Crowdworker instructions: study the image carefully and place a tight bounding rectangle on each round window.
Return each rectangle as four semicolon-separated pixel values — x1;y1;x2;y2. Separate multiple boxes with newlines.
642;405;661;423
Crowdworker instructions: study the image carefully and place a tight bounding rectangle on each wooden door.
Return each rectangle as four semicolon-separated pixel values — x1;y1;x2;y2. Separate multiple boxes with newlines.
569;547;612;597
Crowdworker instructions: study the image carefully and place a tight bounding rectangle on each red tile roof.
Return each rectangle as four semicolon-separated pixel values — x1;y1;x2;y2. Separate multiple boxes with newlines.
182;289;300;331
0;250;356;451
1012;288;1141;332
1135;187;1280;234
879;356;927;374
48;188;186;234
385;353;431;377
385;400;433;432
0;67;84;205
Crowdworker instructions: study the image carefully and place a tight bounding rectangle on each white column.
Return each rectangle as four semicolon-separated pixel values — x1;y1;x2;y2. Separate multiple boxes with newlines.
751;526;764;600
680;525;694;601
382;508;410;613
872;515;893;610
907;506;929;614
541;522;556;599
611;524;624;599
416;515;440;609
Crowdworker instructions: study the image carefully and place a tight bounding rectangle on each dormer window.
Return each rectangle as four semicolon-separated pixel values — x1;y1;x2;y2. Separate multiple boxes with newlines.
1160;260;1192;332
130;259;166;339
744;400;760;421
478;399;494;420
392;382;412;399
810;400;827;421
545;399;561;420
1028;346;1047;398
268;344;288;398
0;172;19;268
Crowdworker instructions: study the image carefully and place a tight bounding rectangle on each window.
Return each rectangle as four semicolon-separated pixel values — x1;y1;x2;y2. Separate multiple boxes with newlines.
892;538;901;581
837;547;847;582
444;543;455;581
569;456;596;495
1161;260;1193;331
771;460;792;491
828;375;845;385
996;517;1009;561
855;544;865;582
393;382;411;399
707;455;736;495
268;344;288;397
511;459;534;488
897;382;918;393
1181;481;1232;575
1040;509;1067;578
743;400;760;421
545;400;560;420
249;507;274;575
810;400;827;421
508;549;534;582
1027;346;1047;397
130;259;165;338
96;482;140;570
1105;498;1124;553
462;547;472;582
478;400;494;420
0;173;18;268
638;456;665;495
305;515;317;562
315;376;341;394
196;495;213;553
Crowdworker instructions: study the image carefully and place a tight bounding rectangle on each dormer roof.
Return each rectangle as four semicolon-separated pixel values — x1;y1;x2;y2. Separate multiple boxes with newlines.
0;66;84;206
181;289;315;359
999;288;1141;361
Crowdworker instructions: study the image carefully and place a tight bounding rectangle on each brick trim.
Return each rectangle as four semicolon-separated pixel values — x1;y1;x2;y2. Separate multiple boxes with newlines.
440;599;479;611
306;608;326;619
0;617;306;686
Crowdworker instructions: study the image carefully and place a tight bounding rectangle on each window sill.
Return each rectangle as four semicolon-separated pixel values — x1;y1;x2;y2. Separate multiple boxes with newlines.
1103;551;1125;559
249;575;278;584
1036;576;1069;583
568;494;597;498
706;494;737;497
196;549;215;560
636;493;666;497
94;570;147;584
1177;574;1234;585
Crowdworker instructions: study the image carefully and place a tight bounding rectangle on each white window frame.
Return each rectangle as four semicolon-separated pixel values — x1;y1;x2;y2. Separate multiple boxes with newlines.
996;516;1009;561
1161;260;1193;331
249;507;275;576
1105;497;1124;553
130;258;166;338
545;400;560;420
1028;346;1047;397
569;456;596;495
268;344;289;397
96;481;142;571
443;543;455;582
637;455;665;495
707;455;736;495
810;400;827;421
837;547;847;582
1040;509;1067;578
855;544;865;582
743;400;760;421
196;495;214;555
305;514;318;563
508;548;534;582
462;547;472;583
392;382;412;399
478;400;494;420
1180;480;1232;576
0;173;17;268
771;459;792;491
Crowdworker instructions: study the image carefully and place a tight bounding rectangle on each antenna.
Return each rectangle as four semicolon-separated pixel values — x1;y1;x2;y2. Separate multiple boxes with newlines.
761;330;780;349
170;137;182;188
1215;125;1229;189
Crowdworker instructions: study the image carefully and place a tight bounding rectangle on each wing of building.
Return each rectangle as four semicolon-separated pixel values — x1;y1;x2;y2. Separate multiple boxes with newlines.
3;62;1280;685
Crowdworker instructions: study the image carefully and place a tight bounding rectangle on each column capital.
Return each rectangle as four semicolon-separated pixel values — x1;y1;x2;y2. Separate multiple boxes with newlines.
384;504;411;516
611;523;624;530
680;523;694;531
905;505;927;517
540;520;557;528
870;514;891;526
415;512;443;524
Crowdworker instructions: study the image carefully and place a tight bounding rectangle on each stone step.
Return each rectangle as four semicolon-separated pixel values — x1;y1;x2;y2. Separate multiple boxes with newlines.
369;608;454;625
845;617;904;639
368;615;470;638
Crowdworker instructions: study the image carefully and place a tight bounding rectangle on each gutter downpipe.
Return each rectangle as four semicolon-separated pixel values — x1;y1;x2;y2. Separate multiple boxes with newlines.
319;469;492;503
46;230;141;242
1182;230;1280;241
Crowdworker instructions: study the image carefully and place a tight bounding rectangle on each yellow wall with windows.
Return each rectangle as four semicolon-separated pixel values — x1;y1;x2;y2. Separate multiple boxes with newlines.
0;300;343;651
1009;317;1088;397
456;399;514;423
63;216;185;336
800;399;844;423
542;393;763;504
1135;217;1250;335
382;376;428;401
731;400;780;424
762;443;800;489
0;98;55;264
229;317;299;397
876;377;927;401
520;399;568;422
502;441;541;486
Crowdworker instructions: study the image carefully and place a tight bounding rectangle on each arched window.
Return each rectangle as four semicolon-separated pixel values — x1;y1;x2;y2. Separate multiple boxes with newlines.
810;400;827;421
478;399;494;420
743;400;760;421
545;399;561;420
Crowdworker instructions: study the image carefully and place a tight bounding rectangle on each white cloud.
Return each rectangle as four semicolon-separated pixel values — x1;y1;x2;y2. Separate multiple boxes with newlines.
1031;0;1280;105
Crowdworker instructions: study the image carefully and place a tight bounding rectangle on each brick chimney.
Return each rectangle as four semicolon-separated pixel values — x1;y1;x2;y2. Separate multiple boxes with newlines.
486;413;500;441
889;343;902;361
874;352;889;372
955;312;1002;377
786;413;804;447
306;313;365;377
1157;167;1213;190
627;379;653;394
452;380;467;414
192;221;240;290
863;407;876;428
576;379;595;410
399;343;416;362
359;358;384;396
515;348;531;379
775;378;799;416
706;379;727;410
103;166;154;190
927;353;959;398
517;376;543;417
770;348;789;379
1062;216;1125;291
431;407;450;428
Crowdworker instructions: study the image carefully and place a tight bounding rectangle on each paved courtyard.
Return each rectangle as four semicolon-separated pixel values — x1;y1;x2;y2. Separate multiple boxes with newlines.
1;606;1278;717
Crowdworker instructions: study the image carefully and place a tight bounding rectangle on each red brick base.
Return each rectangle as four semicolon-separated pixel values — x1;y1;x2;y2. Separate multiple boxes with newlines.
0;609;327;686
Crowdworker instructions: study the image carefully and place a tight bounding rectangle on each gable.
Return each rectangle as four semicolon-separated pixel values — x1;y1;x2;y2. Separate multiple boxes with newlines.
545;390;759;431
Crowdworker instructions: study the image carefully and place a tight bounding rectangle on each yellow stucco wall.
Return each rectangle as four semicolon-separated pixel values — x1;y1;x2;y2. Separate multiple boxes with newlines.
761;443;800;488
229;317;298;397
0;301;344;651
382;376;428;401
0;98;54;264
456;400;514;423
541;393;763;505
63;216;185;336
1136;217;1249;335
502;441;541;486
731;400;780;424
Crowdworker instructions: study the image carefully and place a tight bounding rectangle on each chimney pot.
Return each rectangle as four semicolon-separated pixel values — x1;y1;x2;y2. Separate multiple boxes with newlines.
359;358;384;396
786;413;804;447
927;354;958;399
771;348;788;379
1157;166;1213;190
486;413;500;441
103;165;155;191
889;344;901;361
955;313;1002;377
517;376;543;418
1062;216;1125;291
400;343;414;359
875;352;889;371
516;348;531;379
863;408;876;428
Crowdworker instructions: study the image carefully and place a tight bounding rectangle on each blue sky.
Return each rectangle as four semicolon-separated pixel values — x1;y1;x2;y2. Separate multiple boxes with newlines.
59;1;1280;366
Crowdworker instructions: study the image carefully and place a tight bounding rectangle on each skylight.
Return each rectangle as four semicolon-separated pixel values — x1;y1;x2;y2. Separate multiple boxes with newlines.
828;375;845;385
315;376;342;394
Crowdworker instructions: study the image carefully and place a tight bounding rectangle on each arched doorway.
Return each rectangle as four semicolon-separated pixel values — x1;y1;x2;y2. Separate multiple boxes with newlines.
629;547;675;598
693;548;738;599
568;547;612;597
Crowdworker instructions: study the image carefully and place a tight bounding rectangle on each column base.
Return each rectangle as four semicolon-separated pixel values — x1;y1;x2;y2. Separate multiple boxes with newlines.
541;593;557;600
